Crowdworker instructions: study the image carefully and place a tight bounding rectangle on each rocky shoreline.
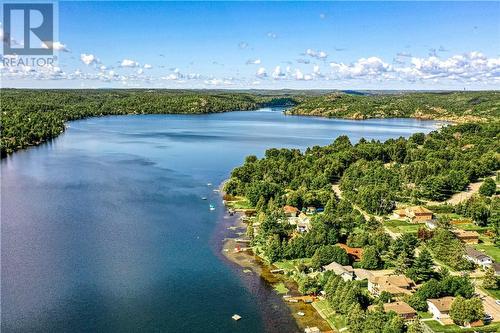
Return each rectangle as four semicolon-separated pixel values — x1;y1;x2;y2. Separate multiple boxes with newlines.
215;183;331;332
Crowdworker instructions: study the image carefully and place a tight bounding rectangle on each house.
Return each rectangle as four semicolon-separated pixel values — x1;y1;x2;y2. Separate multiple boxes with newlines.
283;205;300;217
305;206;317;215
323;262;354;281
393;206;433;223
288;213;312;233
427;297;455;322
296;213;312;233
493;262;500;276
425;219;438;230
336;243;363;261
353;268;374;281
453;229;480;244
304;327;320;333
367;275;415;296
368;301;417;321
464;246;493;268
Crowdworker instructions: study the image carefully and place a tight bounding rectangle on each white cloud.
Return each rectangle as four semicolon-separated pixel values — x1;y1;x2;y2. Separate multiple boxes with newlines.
238;42;249;49
272;66;285;79
120;59;139;68
41;41;70;52
267;32;277;39
319;13;326;20
143;64;153;69
329;57;391;78
256;67;267;78
80;53;98;65
246;58;261;65
305;48;328;60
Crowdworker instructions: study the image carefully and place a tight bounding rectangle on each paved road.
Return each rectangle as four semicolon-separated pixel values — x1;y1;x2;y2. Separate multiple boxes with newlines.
476;287;500;322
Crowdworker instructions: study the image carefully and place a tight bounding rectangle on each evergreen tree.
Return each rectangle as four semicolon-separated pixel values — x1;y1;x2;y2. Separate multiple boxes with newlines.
407;248;435;283
483;267;498;289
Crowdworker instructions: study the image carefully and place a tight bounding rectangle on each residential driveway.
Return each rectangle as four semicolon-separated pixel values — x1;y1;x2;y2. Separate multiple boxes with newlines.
476;288;500;322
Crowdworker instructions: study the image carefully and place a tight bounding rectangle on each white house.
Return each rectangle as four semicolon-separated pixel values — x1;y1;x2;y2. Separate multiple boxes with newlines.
464;246;493;269
427;297;455;323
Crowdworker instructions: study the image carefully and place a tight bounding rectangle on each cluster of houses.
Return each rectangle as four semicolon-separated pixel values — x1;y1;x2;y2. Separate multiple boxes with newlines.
283;205;317;233
321;260;487;326
392;206;500;276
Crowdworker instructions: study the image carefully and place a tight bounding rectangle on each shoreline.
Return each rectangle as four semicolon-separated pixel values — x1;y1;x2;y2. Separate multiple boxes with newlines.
215;182;332;333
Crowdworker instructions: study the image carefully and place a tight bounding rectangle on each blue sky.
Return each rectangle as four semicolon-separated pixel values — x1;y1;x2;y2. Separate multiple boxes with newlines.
2;1;500;89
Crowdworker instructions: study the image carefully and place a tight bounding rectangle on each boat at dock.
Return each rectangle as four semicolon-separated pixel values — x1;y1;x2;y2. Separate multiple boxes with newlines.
209;204;215;211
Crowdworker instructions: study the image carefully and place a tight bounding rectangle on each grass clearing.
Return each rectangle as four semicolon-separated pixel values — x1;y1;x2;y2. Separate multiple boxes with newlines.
274;258;311;272
385;219;421;234
313;300;348;332
424;320;500;332
273;282;289;294
225;196;253;209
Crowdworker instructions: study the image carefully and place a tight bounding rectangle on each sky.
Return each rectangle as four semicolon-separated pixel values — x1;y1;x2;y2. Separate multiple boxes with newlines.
1;1;500;89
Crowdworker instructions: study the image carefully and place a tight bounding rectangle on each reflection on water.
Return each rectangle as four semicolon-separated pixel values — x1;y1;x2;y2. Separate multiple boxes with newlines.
1;109;440;332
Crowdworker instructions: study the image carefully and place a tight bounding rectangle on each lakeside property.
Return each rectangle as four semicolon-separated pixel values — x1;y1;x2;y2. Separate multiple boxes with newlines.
223;114;499;332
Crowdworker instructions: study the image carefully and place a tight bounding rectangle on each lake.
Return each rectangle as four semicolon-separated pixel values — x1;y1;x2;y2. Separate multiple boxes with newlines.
1;109;441;332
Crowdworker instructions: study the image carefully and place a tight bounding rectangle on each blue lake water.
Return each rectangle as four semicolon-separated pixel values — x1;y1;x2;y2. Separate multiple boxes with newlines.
1;109;441;332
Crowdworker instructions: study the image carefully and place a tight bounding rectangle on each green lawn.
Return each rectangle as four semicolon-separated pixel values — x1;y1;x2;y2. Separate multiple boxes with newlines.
273;282;289;294
313;300;348;332
424;320;500;332
481;286;500;299
385;219;421;234
457;223;489;232
225;196;253;209
417;311;433;319
274;258;311;272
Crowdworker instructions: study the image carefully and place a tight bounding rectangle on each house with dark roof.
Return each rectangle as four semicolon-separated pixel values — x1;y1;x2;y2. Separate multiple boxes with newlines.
464;246;493;268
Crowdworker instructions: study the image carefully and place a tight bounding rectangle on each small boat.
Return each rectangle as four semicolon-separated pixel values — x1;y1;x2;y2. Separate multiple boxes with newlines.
232;314;242;321
209;204;215;211
207;183;212;186
201;197;207;200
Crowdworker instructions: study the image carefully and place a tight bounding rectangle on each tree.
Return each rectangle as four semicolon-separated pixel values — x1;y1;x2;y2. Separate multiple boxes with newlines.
347;303;365;332
394;252;412;275
360;245;382;269
407;318;425;333
311;245;349;269
449;296;484;326
265;234;283;263
483;267;498;289
407;248;435;283
479;178;496;197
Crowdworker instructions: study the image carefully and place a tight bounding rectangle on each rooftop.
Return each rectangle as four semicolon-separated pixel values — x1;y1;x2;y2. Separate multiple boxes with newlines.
427;296;455;312
383;301;417;315
408;206;433;214
465;246;492;260
453;229;480;238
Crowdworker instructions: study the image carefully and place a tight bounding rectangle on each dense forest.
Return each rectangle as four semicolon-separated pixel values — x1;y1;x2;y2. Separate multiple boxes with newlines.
288;91;500;122
0;89;304;156
226;122;499;213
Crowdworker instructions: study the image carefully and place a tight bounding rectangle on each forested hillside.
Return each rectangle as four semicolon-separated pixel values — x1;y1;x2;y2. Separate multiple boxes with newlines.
288;91;500;122
226;122;499;214
0;89;301;156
